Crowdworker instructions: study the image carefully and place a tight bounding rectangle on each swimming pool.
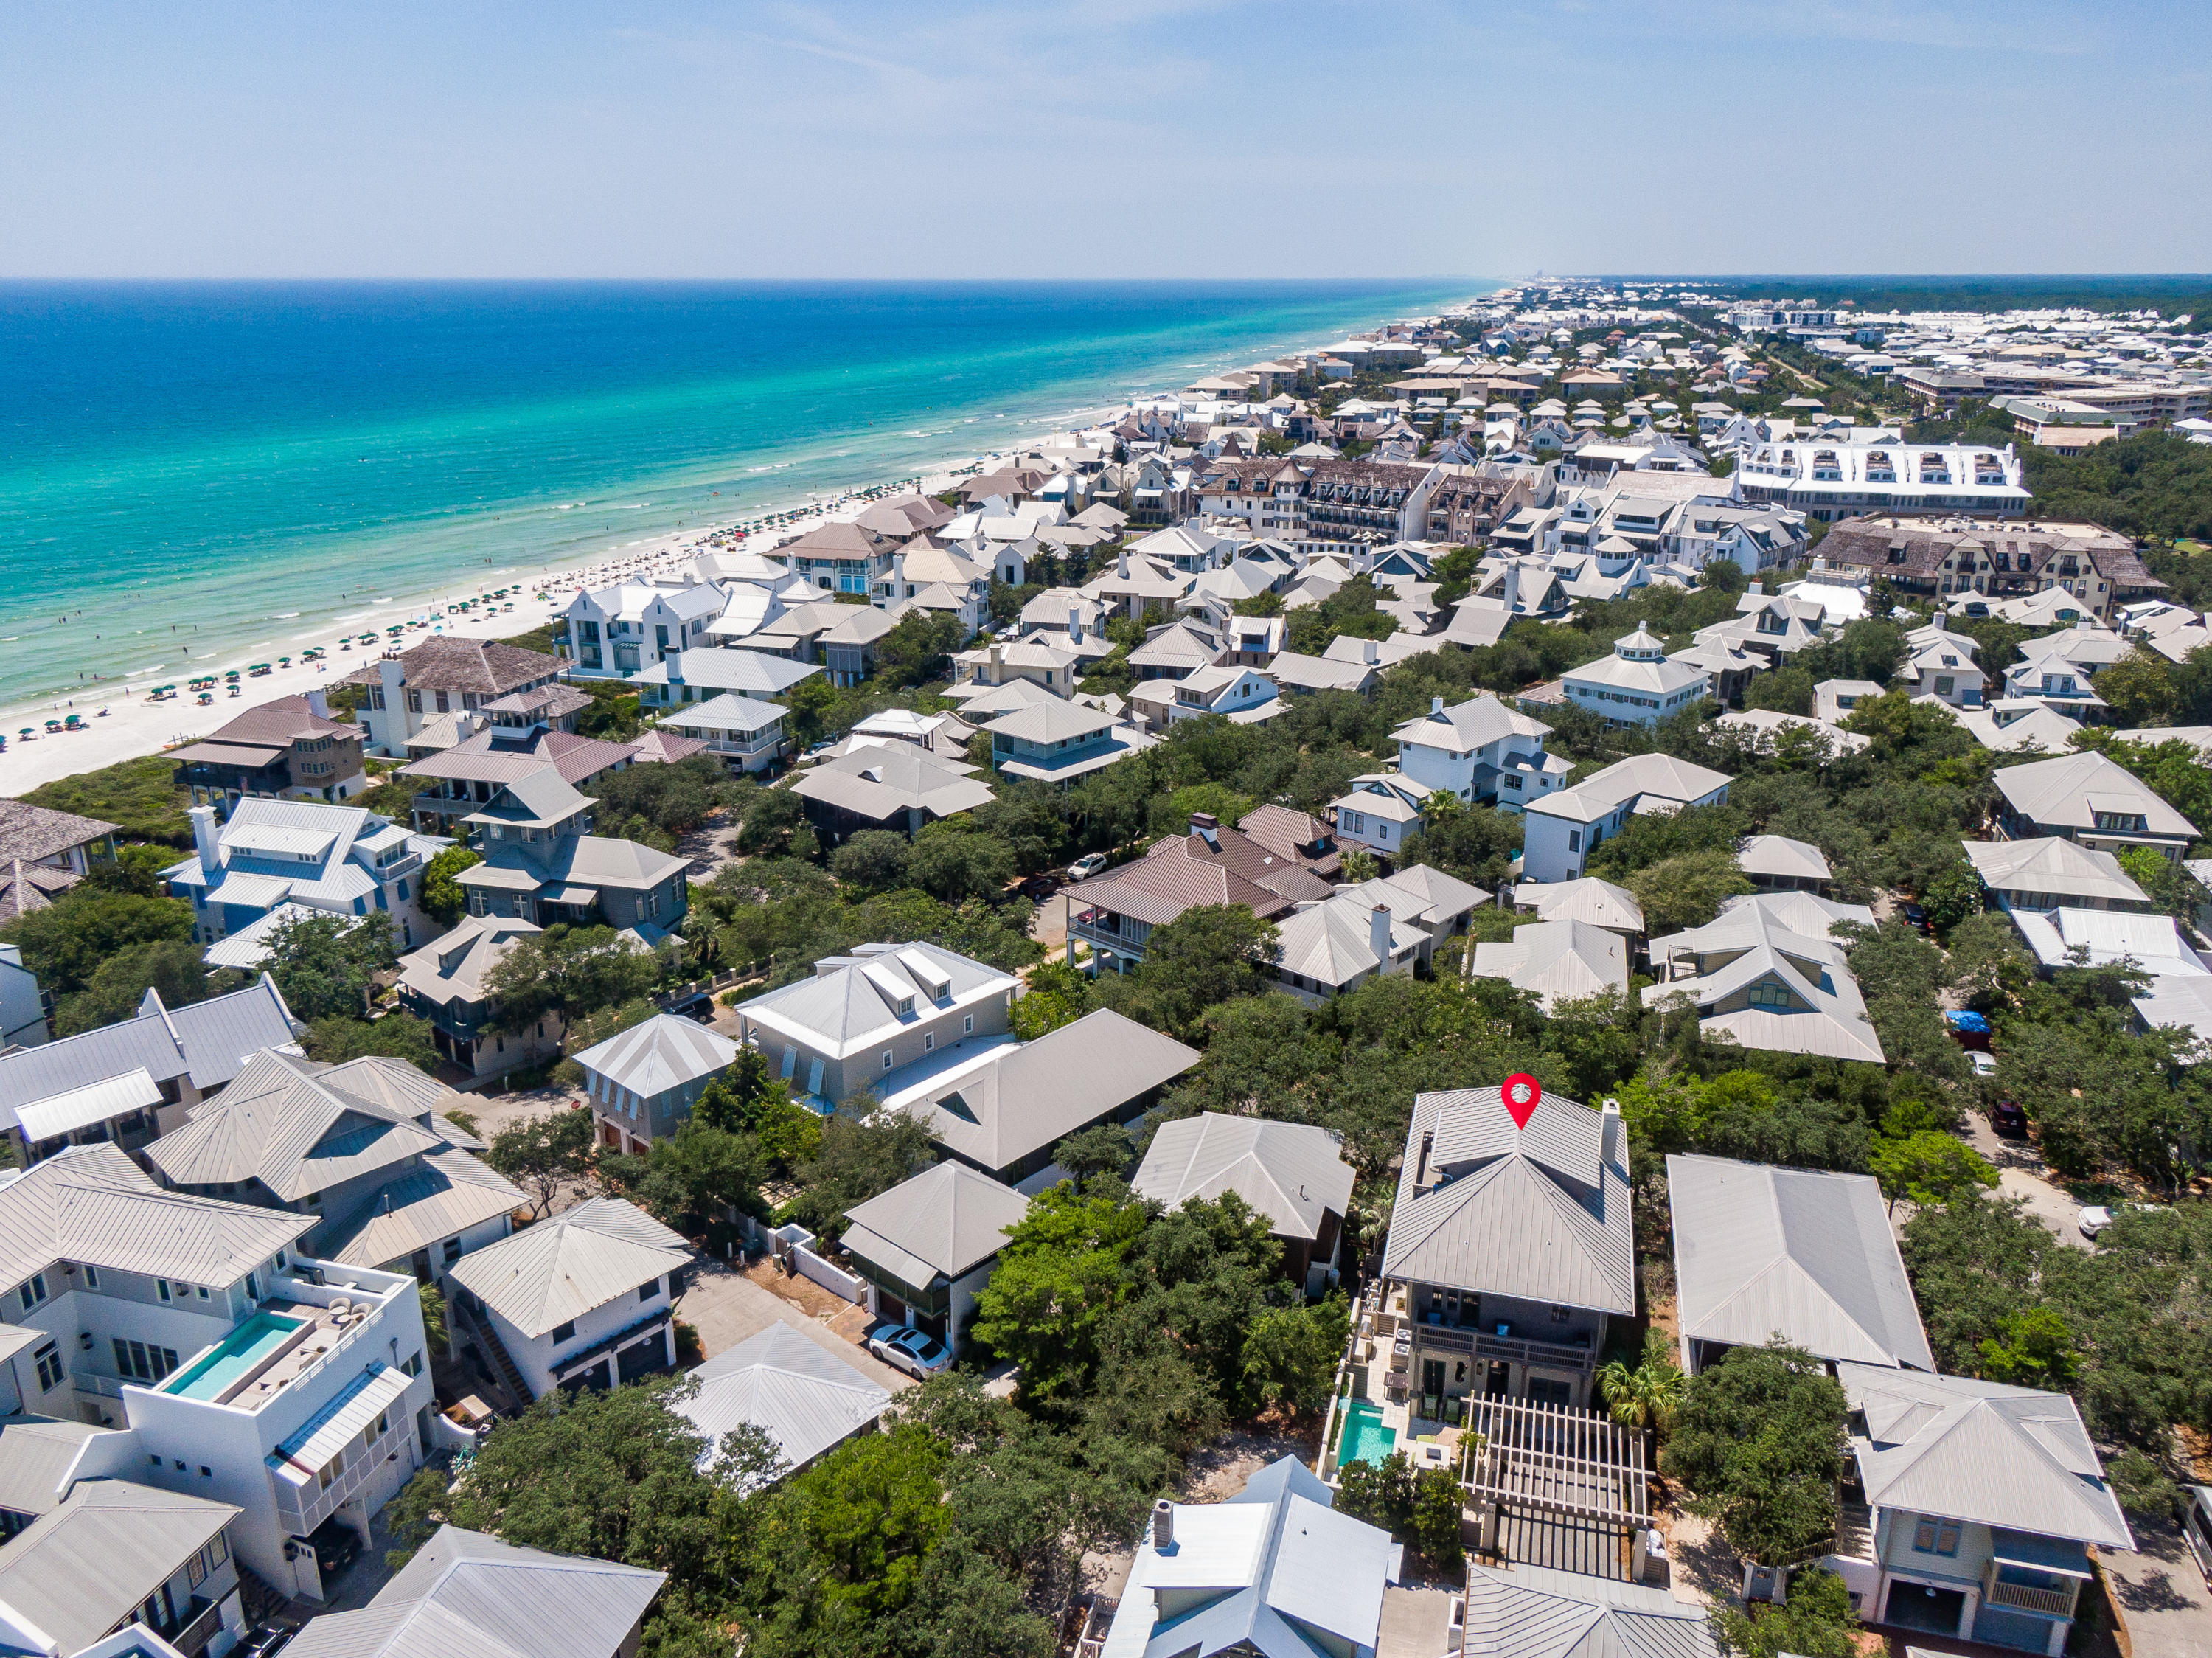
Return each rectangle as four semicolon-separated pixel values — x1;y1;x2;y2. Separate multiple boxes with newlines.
1338;1398;1398;1468
163;1311;305;1401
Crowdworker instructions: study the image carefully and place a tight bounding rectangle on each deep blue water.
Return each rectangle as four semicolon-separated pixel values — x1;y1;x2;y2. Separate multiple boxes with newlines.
0;280;1478;706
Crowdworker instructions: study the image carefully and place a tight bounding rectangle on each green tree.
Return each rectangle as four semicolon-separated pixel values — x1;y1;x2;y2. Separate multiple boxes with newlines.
1051;1123;1133;1185
779;1109;936;1240
1110;904;1281;1039
830;831;912;894
1975;1307;2079;1390
53;937;219;1036
970;1187;1145;1401
1869;1131;1998;1213
418;1282;449;1354
1710;1566;1860;1658
302;1011;442;1071
908;819;1017;904
1408;1466;1467;1574
737;786;807;856
1625;849;1754;934
420;846;483;924
1661;1342;1846;1567
1596;1328;1687;1433
1239;1295;1349;1415
0;887;195;996
262;911;398;1021
1009;960;1089;1039
486;1106;597;1217
622;1120;767;1233
484;924;664;1035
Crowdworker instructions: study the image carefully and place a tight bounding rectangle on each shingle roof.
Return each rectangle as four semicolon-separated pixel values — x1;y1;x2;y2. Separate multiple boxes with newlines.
285;1524;667;1658
675;1322;892;1477
0;801;117;864
840;1162;1029;1286
1076;850;1295;930
0;858;80;922
1133;1114;1354;1241
1382;1087;1634;1314
1838;1364;2132;1550
355;637;562;696
446;1198;690;1337
1669;1154;1933;1371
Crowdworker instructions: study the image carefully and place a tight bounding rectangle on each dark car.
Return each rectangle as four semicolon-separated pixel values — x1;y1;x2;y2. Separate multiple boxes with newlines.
307;1516;361;1580
1902;901;1930;933
1018;874;1059;901
238;1629;294;1658
1991;1100;2028;1140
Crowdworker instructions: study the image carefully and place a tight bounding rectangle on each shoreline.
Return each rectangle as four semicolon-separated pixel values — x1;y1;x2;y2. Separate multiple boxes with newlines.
0;293;1487;799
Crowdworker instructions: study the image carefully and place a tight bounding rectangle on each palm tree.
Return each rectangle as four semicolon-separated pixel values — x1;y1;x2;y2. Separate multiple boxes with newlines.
1598;1333;1688;1434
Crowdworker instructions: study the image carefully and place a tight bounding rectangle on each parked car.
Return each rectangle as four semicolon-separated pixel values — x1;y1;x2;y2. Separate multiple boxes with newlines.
1968;1050;1997;1078
1067;852;1110;881
1017;874;1059;901
2078;1202;2156;1240
1902;901;1930;933
306;1515;361;1581
867;1324;954;1378
1991;1100;2029;1139
237;1629;294;1658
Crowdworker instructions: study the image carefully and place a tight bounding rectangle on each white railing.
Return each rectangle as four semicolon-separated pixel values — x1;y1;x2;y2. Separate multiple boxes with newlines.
271;1409;414;1536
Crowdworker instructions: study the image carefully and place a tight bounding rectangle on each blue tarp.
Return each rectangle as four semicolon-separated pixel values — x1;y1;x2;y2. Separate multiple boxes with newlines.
1947;1010;1992;1033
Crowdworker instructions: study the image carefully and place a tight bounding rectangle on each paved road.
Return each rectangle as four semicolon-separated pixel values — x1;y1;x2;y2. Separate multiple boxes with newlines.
672;1255;911;1395
1960;1107;2092;1249
2101;1522;2212;1658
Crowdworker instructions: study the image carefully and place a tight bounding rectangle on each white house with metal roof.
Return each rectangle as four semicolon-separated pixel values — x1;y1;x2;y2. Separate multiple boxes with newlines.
1268;896;1425;1005
1824;1364;2131;1653
1343;865;1487;957
1667;1154;1933;1376
837;1161;1029;1353
630;645;821;710
1559;626;1711;728
1964;836;2150;915
1644;892;1886;1064
1992;749;2198;862
0;1143;434;1604
1133;1114;1356;1294
734;943;1018;1113
0;1477;244;1658
654;692;791;774
165;800;447;954
1468;918;1629;1011
447;1197;691;1401
0;977;303;1168
1391;693;1562;809
573;1013;740;1156
1737;833;1832;892
1100;1454;1401;1658
287;1523;667;1658
1461;1561;1718;1658
1512;877;1644;940
1380;1086;1632;1415
1521;752;1732;884
674;1322;893;1483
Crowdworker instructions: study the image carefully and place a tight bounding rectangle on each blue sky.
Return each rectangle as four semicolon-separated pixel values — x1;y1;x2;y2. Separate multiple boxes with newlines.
4;1;2207;277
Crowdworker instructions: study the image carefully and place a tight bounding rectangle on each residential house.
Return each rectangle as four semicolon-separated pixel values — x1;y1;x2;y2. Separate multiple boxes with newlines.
884;1008;1200;1193
560;581;726;680
1391;694;1562;810
837;1162;1029;1353
1127;620;1226;681
1812;679;1886;725
1270;896;1426;1005
1265;651;1382;698
1965;837;2149;915
394;914;564;1078
1561;626;1711;728
1668;1154;1933;1375
1665;501;1807;571
1154;664;1281;729
1068;839;1296;974
1099;1455;1402;1658
170;694;368;813
396;726;637;834
1902;625;1989;707
1947;702;2093;755
631;646;821;710
981;702;1155;785
1238;804;1340;876
818;604;900;687
734;943;1018;1112
1330;775;1431;863
790;746;996;842
448;1197;690;1400
1133;1114;1354;1294
1734;442;2028;523
951;638;1082;696
1463;1564;1719;1658
1346;864;1486;959
574;1013;740;1156
287;1525;667;1658
1992;749;2197;861
1737;833;1832;892
1521;754;1732;884
0;1144;432;1603
674;1324;893;1482
350;637;564;757
0;1478;244;1658
655;693;790;773
1826;1366;2131;1653
1469;919;1629;1011
1644;892;1885;1064
1222;613;1287;664
776;520;902;597
2006;907;2206;978
0;977;302;1168
144;1047;521;1286
1086;549;1192;621
1818;516;2157;619
166;800;445;954
1514;876;1644;941
0;801;116;889
1379;1086;1632;1413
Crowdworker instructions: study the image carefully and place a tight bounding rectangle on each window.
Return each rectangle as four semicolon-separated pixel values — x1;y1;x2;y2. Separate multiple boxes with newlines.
641;1277;660;1303
246;1272;259;1299
156;1279;170;1301
197;1286;209;1300
318;1456;341;1491
81;1264;97;1290
923;1032;935;1052
552;1321;577;1344
442;1238;463;1264
1913;1518;1962;1557
402;1352;422;1378
962;1014;974;1035
32;1343;61;1392
18;1274;44;1311
882;1050;894;1071
1568;830;1582;852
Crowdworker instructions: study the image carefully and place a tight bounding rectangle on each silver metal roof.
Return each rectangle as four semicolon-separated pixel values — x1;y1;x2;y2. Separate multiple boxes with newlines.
1993;749;2199;839
840;1162;1029;1284
1133;1114;1354;1243
1461;1562;1716;1658
1470;918;1629;1011
0;1478;240;1654
675;1322;891;1477
0;1417;112;1520
1669;1154;1934;1371
313;1148;524;1271
1736;833;1832;884
285;1523;667;1658
571;1013;737;1097
740;942;1017;1059
1838;1364;2132;1550
446;1198;690;1338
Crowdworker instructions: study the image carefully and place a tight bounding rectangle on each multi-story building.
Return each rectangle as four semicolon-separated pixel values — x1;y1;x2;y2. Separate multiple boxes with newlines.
1391;693;1562;810
1991;749;2198;862
0;1145;433;1604
1559;625;1712;728
347;637;564;757
981;701;1157;785
1521;753;1732;884
171;693;369;814
1296;459;1437;555
166;801;445;956
1735;440;2028;521
394;914;566;1079
574;1013;739;1155
559;580;730;681
1817;516;2158;620
777;520;903;597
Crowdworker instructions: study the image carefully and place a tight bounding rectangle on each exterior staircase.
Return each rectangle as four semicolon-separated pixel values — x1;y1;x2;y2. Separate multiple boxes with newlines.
457;1300;534;1409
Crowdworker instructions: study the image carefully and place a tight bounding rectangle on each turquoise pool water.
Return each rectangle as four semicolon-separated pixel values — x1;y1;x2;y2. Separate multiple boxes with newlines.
1339;1399;1397;1468
163;1311;304;1401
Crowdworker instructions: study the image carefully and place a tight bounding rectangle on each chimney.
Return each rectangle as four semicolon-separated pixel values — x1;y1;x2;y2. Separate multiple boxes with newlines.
1748;580;1764;594
1370;903;1393;966
376;656;406;748
1189;811;1220;847
189;805;220;873
1363;638;1380;665
305;687;330;720
1414;1129;1434;1193
1431;694;1445;716
1152;1499;1176;1552
1117;547;1131;580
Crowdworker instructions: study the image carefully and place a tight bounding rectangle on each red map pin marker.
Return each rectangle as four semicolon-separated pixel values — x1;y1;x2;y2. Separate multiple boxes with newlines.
1503;1072;1542;1130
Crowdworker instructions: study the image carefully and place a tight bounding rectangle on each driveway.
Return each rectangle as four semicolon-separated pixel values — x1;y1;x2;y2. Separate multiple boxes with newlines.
672;1255;910;1395
2099;1524;2212;1658
1960;1109;2091;1249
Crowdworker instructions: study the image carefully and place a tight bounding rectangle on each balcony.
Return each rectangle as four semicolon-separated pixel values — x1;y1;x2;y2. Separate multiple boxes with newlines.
1984;1575;2078;1618
1401;1317;1596;1374
172;1595;227;1657
1069;909;1147;960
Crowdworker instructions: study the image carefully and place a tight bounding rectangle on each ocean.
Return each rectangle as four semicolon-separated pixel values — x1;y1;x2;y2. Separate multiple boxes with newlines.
0;279;1479;710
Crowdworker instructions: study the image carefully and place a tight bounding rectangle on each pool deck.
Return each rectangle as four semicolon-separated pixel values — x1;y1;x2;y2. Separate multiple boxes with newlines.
192;1298;362;1409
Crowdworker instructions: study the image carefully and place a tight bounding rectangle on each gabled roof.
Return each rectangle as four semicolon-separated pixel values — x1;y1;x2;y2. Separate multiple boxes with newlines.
1517;877;1644;935
1471;918;1630;1010
1736;834;1831;884
0;1479;242;1654
1271;893;1425;988
788;747;995;822
1529;753;1731;826
285;1524;667;1658
1133;1114;1353;1241
571;1013;738;1096
1382;1088;1634;1314
396;913;541;1007
1391;693;1551;754
1964;835;2149;906
447;1198;690;1338
1669;1154;1933;1371
891;1010;1199;1176
1838;1364;2132;1550
0;1417;112;1521
633;647;821;696
315;1147;525;1271
1352;864;1487;929
1994;749;2199;840
738;942;1018;1058
840;1161;1029;1286
0;801;116;864
675;1322;892;1477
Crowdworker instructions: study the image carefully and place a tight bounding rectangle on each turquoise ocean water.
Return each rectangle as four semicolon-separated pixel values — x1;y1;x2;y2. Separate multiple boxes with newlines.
0;280;1479;709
